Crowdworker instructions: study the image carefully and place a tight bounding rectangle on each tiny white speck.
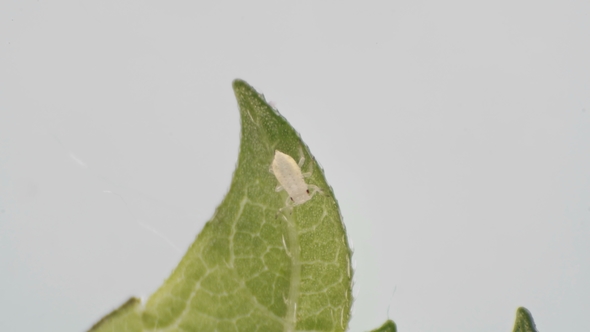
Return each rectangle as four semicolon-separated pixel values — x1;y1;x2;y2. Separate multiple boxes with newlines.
69;153;87;168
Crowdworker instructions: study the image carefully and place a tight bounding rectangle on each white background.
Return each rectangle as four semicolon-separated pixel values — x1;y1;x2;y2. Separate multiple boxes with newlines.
1;1;589;331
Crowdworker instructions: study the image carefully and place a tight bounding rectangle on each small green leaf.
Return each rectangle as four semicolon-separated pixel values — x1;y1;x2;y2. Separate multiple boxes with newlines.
89;79;353;332
369;320;397;332
511;307;538;332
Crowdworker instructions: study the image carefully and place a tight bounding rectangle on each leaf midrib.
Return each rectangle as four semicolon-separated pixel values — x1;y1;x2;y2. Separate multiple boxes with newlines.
284;211;301;332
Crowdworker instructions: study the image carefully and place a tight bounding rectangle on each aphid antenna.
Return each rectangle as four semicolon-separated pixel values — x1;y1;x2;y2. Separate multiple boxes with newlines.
386;285;397;320
281;235;292;257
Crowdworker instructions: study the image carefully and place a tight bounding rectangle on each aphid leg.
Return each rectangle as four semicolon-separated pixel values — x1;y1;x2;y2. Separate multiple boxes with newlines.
296;146;317;179
297;155;305;168
275;185;283;192
301;156;312;178
297;146;306;168
307;184;324;198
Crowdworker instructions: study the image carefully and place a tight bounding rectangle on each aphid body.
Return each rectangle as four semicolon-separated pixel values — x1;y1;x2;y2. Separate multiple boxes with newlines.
271;150;319;206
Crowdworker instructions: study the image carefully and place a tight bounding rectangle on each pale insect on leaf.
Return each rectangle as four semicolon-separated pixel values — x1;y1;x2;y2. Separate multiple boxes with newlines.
271;150;320;207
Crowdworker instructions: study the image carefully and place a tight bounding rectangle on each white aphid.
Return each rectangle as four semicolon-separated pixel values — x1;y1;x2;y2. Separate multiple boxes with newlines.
270;150;320;207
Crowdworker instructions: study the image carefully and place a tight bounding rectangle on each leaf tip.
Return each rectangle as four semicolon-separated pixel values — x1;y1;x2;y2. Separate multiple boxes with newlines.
512;306;538;332
232;78;250;91
370;319;397;332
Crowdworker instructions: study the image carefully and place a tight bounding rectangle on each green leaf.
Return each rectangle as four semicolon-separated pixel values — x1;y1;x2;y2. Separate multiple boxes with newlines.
89;79;353;332
369;320;397;332
511;307;538;332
